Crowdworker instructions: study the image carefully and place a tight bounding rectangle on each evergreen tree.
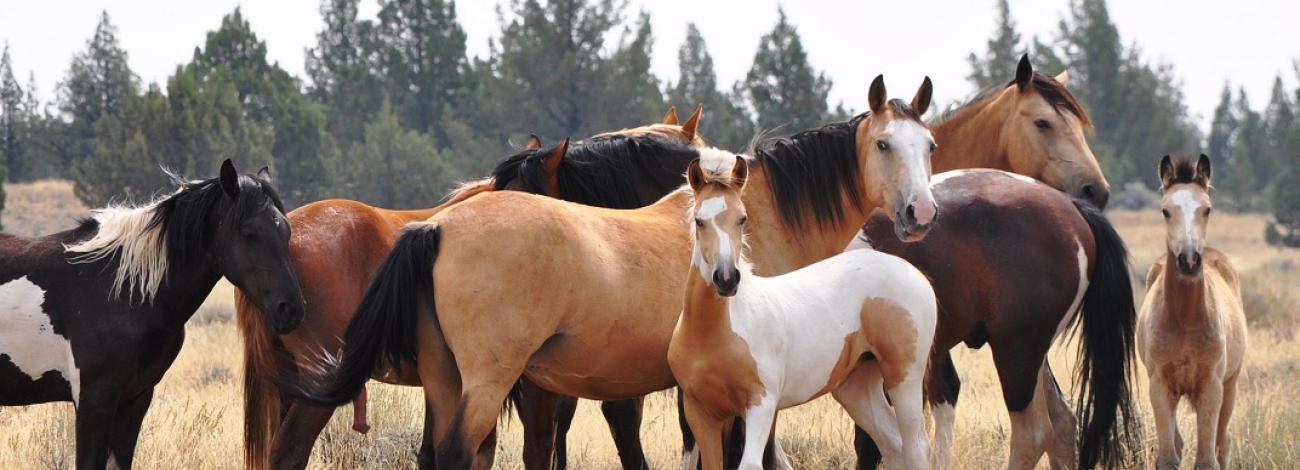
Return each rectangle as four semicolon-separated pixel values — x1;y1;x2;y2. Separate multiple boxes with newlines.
594;12;665;129
1223;88;1264;208
1261;75;1295;189
18;73;70;181
189;8;336;205
340;100;455;207
374;0;469;141
666;23;753;150
967;0;1024;90
306;0;384;144
1;44;22;181
59;11;139;174
741;8;834;134
1206;83;1239;190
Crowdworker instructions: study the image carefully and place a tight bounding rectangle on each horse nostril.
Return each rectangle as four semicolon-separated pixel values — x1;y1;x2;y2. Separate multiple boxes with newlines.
904;204;916;223
1081;184;1110;209
1193;252;1202;267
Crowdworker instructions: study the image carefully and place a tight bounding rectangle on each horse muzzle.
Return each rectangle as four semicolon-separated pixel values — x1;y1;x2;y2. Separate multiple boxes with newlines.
1176;251;1203;276
713;269;740;297
894;198;937;242
269;298;307;334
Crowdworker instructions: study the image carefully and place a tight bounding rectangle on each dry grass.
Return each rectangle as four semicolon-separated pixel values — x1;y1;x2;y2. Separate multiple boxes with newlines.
2;184;1297;468
2;180;90;237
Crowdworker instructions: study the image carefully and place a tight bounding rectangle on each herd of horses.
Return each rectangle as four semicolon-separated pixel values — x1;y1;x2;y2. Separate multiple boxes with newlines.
0;54;1250;470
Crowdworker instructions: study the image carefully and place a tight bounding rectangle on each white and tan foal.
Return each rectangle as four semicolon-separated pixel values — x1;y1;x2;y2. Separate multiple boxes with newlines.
668;155;937;469
1138;154;1247;470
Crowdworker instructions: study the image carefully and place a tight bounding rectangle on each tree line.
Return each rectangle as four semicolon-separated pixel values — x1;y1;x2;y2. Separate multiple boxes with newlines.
0;0;1296;243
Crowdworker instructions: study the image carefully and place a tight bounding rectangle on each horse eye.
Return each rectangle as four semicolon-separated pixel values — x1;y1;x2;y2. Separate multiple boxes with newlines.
1034;119;1051;131
695;218;705;228
739;216;748;226
1161;209;1170;219
1204;207;1213;217
876;140;889;151
929;142;938;152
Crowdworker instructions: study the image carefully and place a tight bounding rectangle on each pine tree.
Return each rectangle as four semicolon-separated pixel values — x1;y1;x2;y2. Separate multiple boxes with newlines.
189;8;336;205
306;0;384;144
375;0;469;140
1;43;22;182
340;100;456;207
666;23;753;151
1223;88;1264;208
741;8;834;134
1261;75;1295;190
59;11;139;174
967;0;1024;90
593;12;665;130
1206;83;1239;189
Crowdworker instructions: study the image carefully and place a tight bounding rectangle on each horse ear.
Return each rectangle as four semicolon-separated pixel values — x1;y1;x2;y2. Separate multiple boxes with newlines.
256;166;272;184
686;158;706;191
868;75;886;115
1015;54;1033;90
220;159;240;198
543;138;568;196
681;104;702;142
1054;69;1070;86
1158;154;1174;187
911;76;933;116
731;155;749;190
1197;153;1213;185
526;134;542;150
663;106;680;125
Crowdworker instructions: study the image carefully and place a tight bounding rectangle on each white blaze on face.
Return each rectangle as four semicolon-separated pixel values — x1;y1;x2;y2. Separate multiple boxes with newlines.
692;196;731;281
1168;188;1203;247
0;276;81;404
884;119;937;224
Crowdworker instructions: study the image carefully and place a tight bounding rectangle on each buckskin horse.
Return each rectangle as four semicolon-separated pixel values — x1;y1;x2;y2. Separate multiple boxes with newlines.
0;160;305;470
289;76;938;469
1138;154;1246;470
238;110;707;470
670;155;936;469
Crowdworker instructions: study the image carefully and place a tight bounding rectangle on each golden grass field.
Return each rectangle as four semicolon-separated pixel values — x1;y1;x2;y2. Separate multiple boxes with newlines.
1;180;1297;468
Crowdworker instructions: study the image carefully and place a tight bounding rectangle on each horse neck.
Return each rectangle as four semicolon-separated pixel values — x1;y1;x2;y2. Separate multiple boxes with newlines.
740;165;871;275
1161;253;1210;326
679;273;734;344
148;253;223;327
930;92;1011;173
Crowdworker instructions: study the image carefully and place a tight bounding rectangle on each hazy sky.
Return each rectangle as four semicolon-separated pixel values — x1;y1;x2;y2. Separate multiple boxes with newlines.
2;0;1297;131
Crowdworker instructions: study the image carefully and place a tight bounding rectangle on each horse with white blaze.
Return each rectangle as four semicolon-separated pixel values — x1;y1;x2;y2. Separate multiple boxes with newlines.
668;154;936;470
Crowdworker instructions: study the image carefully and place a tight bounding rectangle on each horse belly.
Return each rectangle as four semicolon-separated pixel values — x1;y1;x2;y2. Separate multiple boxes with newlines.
525;336;676;401
0;276;78;405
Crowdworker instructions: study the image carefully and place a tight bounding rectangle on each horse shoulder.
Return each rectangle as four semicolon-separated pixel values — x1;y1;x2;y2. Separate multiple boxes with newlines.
1145;255;1168;290
1202;248;1241;292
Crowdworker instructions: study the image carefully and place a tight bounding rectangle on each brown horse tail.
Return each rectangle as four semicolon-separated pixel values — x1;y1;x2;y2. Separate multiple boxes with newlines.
285;222;441;407
236;290;283;470
1070;200;1141;469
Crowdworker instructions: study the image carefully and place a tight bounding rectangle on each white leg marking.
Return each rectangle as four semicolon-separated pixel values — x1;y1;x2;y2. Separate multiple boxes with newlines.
932;402;956;470
0;276;81;404
680;445;700;470
739;396;779;470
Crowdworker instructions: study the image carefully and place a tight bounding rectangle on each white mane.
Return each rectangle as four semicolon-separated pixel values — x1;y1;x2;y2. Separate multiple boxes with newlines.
65;198;172;304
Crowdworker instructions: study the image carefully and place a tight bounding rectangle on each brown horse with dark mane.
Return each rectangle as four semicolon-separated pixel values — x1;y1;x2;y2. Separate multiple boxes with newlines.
237;111;705;470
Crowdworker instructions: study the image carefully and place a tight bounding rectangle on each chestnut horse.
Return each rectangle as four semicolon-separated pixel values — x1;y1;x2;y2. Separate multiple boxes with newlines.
1138;155;1246;470
853;54;1136;470
671;156;936;469
290;77;938;469
238;111;706;470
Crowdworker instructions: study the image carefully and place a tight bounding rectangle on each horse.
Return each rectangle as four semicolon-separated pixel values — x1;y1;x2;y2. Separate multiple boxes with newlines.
237;109;706;470
288;76;938;469
853;54;1137;470
670;155;936;469
0;159;305;470
1137;154;1246;470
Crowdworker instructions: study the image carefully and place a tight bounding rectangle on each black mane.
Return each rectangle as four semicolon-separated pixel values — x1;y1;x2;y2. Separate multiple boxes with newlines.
752;112;870;230
492;134;701;209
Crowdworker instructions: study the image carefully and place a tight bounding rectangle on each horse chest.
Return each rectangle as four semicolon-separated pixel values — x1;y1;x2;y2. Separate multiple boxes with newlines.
0;276;79;405
1150;328;1225;395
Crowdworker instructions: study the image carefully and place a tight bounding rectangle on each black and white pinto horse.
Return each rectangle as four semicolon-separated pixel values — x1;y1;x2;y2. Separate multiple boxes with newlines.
0;159;306;469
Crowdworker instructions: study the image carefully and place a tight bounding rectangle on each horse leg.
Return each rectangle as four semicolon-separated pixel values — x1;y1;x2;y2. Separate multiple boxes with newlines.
1148;372;1181;470
928;352;961;470
1040;364;1078;470
763;418;793;470
681;395;727;470
1216;373;1239;470
601;398;649;469
106;388;154;469
1192;378;1224;470
73;387;117;470
991;346;1052;470
270;401;336;470
554;394;578;469
439;356;528;468
885;363;930;469
677;389;701;470
832;362;903;464
517;378;559;470
419;402;436;470
737;396;779;470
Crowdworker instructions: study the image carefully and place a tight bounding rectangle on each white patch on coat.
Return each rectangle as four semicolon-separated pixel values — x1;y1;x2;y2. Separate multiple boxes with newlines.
65;202;170;304
932;402;956;469
0;276;81;404
930;169;1040;187
1056;236;1091;341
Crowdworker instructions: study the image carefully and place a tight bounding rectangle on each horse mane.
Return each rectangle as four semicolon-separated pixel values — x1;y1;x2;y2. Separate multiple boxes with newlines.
65;171;283;304
1162;154;1207;188
494;133;702;209
751;110;880;230
934;71;1092;127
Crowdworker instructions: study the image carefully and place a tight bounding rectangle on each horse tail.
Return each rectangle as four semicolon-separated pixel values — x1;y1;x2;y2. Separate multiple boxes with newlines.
289;222;441;407
1070;200;1140;469
236;290;283;470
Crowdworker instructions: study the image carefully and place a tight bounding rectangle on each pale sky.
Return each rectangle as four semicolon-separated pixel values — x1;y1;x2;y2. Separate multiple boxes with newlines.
2;0;1297;132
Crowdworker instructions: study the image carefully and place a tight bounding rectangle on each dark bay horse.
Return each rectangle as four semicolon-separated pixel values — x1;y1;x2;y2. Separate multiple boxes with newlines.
238;111;706;470
0;160;305;470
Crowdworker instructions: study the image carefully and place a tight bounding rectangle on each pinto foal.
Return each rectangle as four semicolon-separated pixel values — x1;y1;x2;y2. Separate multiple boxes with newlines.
1138;154;1247;470
668;155;936;469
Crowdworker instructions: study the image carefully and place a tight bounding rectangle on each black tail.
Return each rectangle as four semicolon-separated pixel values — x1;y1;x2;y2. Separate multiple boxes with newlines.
1070;200;1140;469
290;223;442;407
